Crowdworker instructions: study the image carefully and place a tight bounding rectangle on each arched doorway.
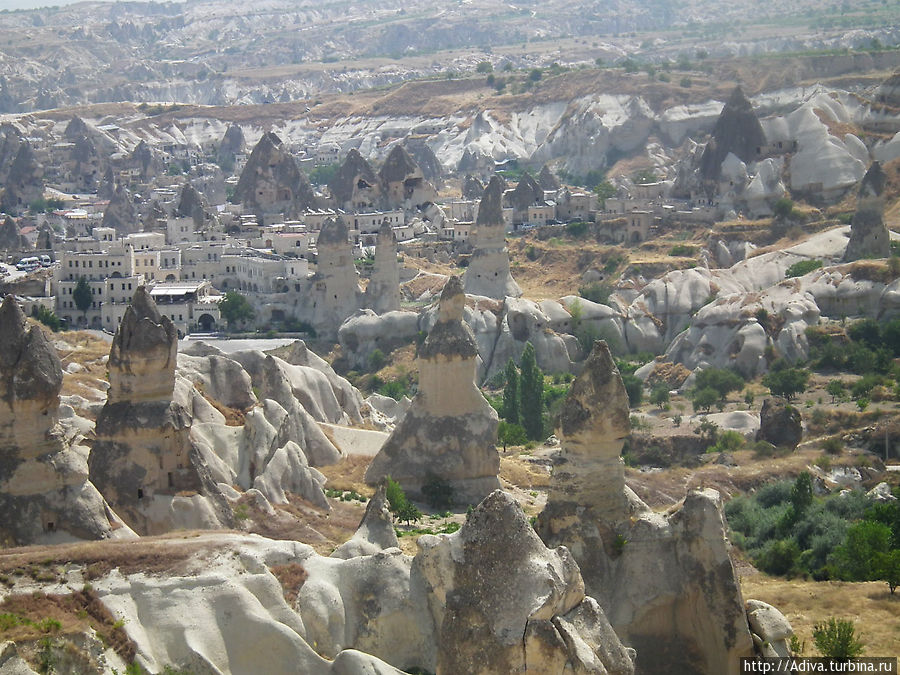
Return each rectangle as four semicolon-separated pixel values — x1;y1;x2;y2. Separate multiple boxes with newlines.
197;314;216;332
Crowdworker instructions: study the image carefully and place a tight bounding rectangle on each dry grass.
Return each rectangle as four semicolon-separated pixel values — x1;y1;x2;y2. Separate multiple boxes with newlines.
0;536;225;579
0;588;136;663
741;574;900;658
318;455;375;497
268;563;308;606
249;493;365;555
499;454;551;489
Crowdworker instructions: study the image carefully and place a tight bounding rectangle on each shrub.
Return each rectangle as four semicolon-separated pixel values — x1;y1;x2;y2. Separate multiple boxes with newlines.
367;348;386;372
756;539;801;576
578;282;612;305
785;259;823;278
691;386;719;413
668;244;695;257
812;618;864;658
385;476;407;513
621;374;643;408
421;475;454;509
694;368;744;401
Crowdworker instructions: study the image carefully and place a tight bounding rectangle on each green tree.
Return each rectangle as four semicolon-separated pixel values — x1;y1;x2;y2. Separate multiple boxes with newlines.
519;343;544;441
384;476;407;513
218;291;255;330
875;550;900;594
774;197;794;219
594;180;616;208
812;618;864;658
396;500;422;526
790;472;814;518
694;367;744;402
476;61;493;73
31;305;62;332
827;379;844;403
497;420;528;449
761;364;809;400
368;348;386;372
502;358;520;425
73;277;92;320
691;386;719;413
621;374;643;408
831;521;892;581
650;384;670;409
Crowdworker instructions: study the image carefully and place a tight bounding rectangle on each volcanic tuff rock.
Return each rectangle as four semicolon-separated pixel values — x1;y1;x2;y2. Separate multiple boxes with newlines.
330;482;399;559
311;216;364;337
539;164;561;190
745;600;794;658
464;176;522;299
365;276;500;502
0;142;43;215
328;148;381;210
0;296;132;545
756;397;802;448
217;124;245;166
101;183;140;235
699;86;766;181
844;162;890;261
402;137;443;184
0;215;29;251
537;341;754;675
234;131;317;218
89;288;233;535
366;222;401;314
175;181;207;228
128;139;157;182
462;174;484;200
416;490;635;675
508;170;544;213
378;144;436;208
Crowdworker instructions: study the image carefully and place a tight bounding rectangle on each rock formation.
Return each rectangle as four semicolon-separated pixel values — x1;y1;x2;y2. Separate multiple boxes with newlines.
101;183;140;234
366;221;401;314
89;287;232;534
509;170;544;215
378;144;436;209
464;176;522;299
328;148;381;210
539;164;561;191
756;397;802;448
311;216;363;337
745;600;794;658
331;482;399;559
844;161;890;261
537;341;754;675
462;174;484;200
0;142;43;215
128;139;158;182
0;215;29;252
234;131;317;218
402;137;443;184
415;490;635;674
217;124;245;168
699;86;766;182
0;296;131;545
176;181;206;229
365;277;500;502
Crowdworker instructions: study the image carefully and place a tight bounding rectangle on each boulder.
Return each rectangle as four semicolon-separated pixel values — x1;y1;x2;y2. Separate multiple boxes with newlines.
746;600;793;658
756;397;802;448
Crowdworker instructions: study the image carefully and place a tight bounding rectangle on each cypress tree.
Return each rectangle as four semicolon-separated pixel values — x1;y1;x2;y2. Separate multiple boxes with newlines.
519;342;544;440
502;358;520;424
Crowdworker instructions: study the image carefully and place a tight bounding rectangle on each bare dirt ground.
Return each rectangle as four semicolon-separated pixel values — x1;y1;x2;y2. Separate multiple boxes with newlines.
741;574;900;658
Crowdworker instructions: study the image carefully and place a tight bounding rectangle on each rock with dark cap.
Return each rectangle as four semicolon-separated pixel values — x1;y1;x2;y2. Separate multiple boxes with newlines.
508;171;544;213
464;177;522;298
331;482;399;559
101;182;140;234
365;276;500;502
462;174;484;200
378;144;436;208
539;164;560;191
